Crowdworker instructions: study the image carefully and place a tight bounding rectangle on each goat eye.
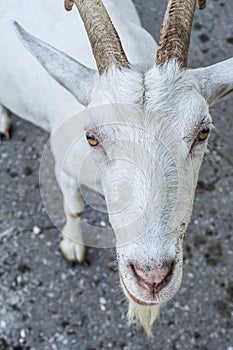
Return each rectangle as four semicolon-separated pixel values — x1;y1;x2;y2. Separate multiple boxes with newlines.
189;126;210;153
196;126;210;142
86;132;99;146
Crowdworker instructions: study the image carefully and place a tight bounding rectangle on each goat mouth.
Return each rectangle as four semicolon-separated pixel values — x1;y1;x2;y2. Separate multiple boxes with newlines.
120;274;159;306
120;261;176;306
130;261;175;297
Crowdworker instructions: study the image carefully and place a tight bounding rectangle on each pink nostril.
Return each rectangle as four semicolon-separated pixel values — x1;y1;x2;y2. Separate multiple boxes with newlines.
130;261;175;294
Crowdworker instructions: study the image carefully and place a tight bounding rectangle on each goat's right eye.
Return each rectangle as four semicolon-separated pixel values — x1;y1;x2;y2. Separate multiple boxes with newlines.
86;132;99;146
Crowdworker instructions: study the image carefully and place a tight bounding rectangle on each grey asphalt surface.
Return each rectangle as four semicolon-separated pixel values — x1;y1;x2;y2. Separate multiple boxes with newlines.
0;1;233;349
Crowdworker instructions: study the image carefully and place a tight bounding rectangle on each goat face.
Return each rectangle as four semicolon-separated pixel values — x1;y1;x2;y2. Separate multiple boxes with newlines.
84;62;211;306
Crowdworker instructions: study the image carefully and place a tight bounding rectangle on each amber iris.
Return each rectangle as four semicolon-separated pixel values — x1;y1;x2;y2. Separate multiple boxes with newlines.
86;132;99;146
196;127;210;142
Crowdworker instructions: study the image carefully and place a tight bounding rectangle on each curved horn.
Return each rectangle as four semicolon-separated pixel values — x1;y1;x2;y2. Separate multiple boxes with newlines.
65;0;129;74
156;0;199;69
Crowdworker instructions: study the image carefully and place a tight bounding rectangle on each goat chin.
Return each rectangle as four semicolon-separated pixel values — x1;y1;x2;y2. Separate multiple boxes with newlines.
127;299;160;338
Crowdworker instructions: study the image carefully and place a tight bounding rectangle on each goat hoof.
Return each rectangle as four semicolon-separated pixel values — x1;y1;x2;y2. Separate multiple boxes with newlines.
60;238;86;264
0;109;12;139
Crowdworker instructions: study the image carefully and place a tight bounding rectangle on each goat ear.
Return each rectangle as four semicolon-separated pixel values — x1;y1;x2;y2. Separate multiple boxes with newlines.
13;21;98;107
193;58;233;106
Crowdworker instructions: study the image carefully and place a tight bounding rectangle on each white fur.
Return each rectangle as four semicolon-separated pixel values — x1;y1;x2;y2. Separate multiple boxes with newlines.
127;299;160;338
0;0;233;337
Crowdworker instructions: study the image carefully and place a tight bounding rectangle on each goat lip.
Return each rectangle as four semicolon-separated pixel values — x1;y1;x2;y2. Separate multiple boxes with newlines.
120;274;159;306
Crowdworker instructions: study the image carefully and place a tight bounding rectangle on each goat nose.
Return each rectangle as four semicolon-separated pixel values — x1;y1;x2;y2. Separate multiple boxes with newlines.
131;261;175;294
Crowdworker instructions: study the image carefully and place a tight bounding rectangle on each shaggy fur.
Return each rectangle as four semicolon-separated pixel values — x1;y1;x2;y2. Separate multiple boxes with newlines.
127;300;160;338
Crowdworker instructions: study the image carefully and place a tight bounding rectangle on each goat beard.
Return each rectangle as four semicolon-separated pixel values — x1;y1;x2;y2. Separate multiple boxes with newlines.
127;299;160;338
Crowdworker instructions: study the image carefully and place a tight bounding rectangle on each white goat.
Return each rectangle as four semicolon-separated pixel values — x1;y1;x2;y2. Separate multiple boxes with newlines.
0;0;232;336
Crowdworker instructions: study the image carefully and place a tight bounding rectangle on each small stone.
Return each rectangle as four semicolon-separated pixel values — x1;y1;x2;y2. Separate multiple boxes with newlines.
183;305;190;311
100;304;106;311
11;295;20;305
188;272;194;279
210;331;218;338
93;274;100;281
61;273;66;281
79;279;84;288
20;329;26;338
16;275;22;284
100;220;106;227
174;302;180;308
33;226;41;235
42;259;48;266
99;297;107;305
0;320;6;328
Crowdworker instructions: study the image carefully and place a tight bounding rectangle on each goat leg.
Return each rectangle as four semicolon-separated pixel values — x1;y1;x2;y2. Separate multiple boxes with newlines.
0;105;12;139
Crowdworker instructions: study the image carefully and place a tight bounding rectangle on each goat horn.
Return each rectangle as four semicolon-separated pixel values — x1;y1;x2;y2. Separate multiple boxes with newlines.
65;0;129;74
156;0;202;69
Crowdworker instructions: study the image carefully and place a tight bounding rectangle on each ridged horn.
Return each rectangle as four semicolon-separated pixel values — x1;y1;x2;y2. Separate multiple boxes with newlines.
65;0;129;74
156;0;206;69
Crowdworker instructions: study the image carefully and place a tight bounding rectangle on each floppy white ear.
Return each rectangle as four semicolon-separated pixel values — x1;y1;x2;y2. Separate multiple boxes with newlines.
13;21;98;107
193;57;233;106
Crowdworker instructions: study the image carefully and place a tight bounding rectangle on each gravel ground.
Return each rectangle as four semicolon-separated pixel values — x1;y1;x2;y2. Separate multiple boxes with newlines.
0;1;233;349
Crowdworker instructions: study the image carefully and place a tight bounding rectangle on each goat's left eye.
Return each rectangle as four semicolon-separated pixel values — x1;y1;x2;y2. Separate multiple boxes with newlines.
86;132;99;146
189;126;210;153
196;126;210;142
